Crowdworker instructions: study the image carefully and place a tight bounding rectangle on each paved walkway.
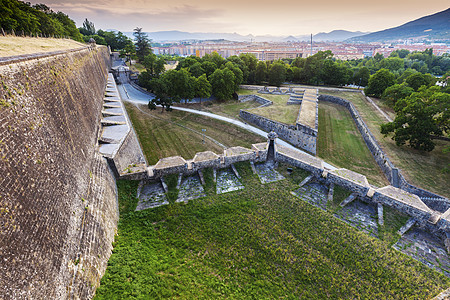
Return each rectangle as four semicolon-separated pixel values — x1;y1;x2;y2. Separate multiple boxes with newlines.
116;70;335;170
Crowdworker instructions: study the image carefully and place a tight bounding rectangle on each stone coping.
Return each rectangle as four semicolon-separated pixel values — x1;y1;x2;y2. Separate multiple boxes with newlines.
224;146;253;157
154;156;187;169
297;100;317;129
252;143;268;151
100;125;129;143
376;186;432;213
329;168;369;187
440;208;450;222
193;151;220;162
276;144;323;170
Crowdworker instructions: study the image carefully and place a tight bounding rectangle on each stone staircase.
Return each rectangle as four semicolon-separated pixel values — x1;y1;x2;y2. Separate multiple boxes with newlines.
98;74;131;157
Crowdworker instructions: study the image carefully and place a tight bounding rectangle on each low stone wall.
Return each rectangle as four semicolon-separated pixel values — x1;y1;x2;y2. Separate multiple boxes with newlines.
238;94;272;107
318;94;448;202
239;110;317;154
327;169;370;197
147;145;268;179
276;152;322;177
113;129;147;175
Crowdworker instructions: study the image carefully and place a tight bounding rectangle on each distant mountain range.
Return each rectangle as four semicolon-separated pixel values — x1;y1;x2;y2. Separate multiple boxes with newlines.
119;8;450;43
347;8;450;42
121;30;368;43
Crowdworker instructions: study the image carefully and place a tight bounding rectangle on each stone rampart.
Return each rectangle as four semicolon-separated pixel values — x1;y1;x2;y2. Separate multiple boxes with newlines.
318;94;448;202
112;129;147;175
147;144;268;179
0;46;118;299
239;110;317;154
372;186;433;224
238;94;272;107
327;168;370;197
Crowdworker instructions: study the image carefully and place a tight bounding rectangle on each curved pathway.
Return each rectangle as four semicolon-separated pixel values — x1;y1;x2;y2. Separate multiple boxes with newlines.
116;70;335;170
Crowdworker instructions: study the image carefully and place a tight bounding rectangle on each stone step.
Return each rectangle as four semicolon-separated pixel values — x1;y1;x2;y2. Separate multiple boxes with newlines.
339;193;357;207
161;177;168;193
397;218;416;236
298;174;314;188
327;183;334;203
198;169;205;185
103;103;121;108
231;164;241;179
176;173;183;190
428;212;441;224
377;203;384;226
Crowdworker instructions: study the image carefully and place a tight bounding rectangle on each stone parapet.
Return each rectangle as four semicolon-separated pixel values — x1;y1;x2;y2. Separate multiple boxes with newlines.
239;110;317;154
327;168;370;197
373;186;433;224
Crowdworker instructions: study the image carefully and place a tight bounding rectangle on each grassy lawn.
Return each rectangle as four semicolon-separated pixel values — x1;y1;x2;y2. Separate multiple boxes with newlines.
176;99;261;120
127;62;146;73
94;163;449;299
247;93;299;124
318;101;389;187
124;103;265;165
319;90;450;198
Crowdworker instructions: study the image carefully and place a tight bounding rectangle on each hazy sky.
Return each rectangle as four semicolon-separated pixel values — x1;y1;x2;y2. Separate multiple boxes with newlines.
30;0;449;36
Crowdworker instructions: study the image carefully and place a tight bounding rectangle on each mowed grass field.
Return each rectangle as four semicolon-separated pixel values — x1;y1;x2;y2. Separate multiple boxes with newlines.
124;103;265;165
319;90;450;198
247;93;299;124
94;163;449;299
318;101;388;187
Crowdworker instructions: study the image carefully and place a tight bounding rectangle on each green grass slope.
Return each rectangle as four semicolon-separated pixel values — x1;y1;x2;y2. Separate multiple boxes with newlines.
94;163;449;299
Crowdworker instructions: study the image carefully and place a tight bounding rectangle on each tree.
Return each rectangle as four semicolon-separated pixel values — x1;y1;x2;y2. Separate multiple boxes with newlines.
196;74;211;103
164;69;196;104
396;68;418;84
405;73;435;91
203;52;224;68
224;62;243;90
382;83;414;106
142;53;164;78
133;27;151;62
209;68;235;100
79;18;95;35
189;62;205;78
239;53;258;84
148;77;173;112
381;86;449;151
320;60;351;86
352;67;370;87
364;68;395;98
255;61;267;84
379;57;404;72
201;61;217;78
268;61;286;86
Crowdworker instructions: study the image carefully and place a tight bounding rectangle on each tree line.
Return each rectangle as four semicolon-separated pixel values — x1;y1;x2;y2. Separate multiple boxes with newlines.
0;0;82;41
77;18;135;56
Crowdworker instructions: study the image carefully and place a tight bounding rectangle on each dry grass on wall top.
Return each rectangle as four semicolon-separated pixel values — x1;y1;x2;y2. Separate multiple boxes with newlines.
319;90;450;197
124;103;265;165
0;37;85;57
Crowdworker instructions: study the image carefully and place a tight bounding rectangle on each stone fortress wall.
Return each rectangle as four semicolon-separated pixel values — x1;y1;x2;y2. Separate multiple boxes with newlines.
238;88;318;154
139;136;450;248
0;46;119;299
318;95;448;209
